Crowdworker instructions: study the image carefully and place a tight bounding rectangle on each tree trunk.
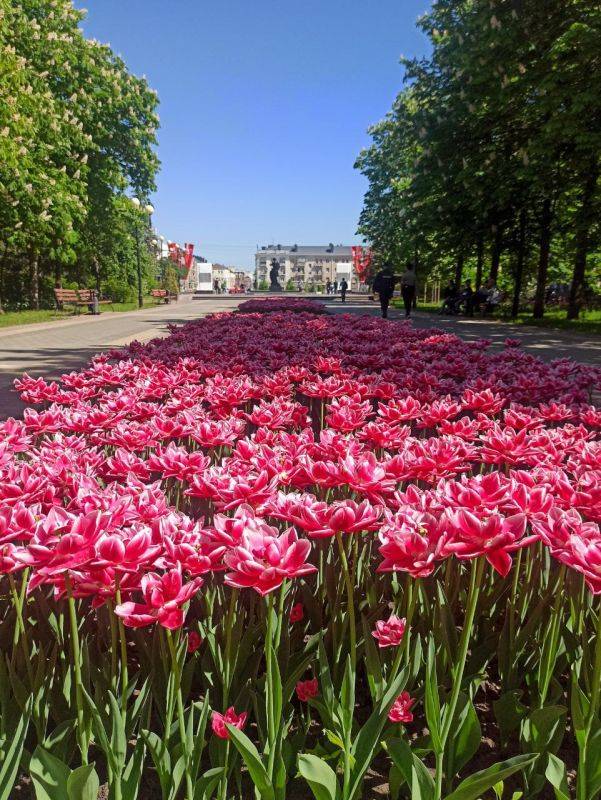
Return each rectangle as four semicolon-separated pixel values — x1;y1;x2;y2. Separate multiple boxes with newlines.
413;243;419;308
567;162;598;320
490;224;503;281
29;252;40;310
454;251;464;288
475;234;484;290
0;244;6;313
93;256;101;294
511;208;527;319
54;261;62;289
532;198;553;319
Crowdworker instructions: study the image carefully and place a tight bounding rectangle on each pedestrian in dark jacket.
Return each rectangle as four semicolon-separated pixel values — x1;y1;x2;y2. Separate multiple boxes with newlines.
372;264;397;319
340;278;348;303
400;261;417;318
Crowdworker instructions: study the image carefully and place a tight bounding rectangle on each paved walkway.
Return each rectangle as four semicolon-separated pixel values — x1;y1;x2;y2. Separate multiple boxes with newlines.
0;294;598;418
320;296;601;365
0;295;243;417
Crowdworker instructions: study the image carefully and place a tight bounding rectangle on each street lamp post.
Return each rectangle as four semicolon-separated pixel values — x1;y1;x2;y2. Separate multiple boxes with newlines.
130;197;155;309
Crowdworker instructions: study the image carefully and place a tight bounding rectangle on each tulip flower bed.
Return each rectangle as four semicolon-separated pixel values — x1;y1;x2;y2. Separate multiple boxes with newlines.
1;308;600;800
235;297;328;314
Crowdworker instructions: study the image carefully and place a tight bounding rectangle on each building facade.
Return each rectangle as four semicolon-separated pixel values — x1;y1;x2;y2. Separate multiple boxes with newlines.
254;245;358;291
212;264;237;291
234;270;253;290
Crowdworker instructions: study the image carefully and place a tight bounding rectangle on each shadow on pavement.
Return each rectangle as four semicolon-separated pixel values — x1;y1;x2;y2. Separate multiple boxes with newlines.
0;345;110;418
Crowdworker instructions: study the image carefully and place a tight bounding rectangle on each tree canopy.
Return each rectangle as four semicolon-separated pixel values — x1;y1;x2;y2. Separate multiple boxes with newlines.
0;0;160;309
356;0;600;319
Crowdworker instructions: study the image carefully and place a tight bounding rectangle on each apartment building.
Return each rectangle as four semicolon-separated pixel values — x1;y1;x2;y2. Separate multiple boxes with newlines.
212;264;237;291
254;244;357;291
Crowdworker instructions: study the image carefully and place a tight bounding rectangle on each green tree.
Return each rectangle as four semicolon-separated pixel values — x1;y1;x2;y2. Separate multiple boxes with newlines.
356;0;601;320
0;0;160;310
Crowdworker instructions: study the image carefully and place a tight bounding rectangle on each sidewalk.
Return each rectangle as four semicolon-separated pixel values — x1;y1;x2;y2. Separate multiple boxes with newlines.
320;296;601;366
0;295;244;418
1;294;598;419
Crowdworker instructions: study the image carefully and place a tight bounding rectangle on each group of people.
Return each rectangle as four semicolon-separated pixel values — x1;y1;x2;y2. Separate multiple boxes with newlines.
326;279;348;302
371;261;417;319
440;277;502;316
213;279;229;294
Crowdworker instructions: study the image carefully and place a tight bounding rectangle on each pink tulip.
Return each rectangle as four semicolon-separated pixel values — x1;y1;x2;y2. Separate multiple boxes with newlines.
372;615;406;648
444;509;530;576
388;691;415;723
114;567;203;629
224;526;316;595
378;511;449;578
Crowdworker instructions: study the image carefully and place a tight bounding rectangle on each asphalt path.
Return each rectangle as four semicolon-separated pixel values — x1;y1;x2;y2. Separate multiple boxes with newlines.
0;293;598;418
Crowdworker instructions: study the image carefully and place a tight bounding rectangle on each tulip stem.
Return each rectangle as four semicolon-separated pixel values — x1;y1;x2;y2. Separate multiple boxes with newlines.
265;592;277;779
578;599;601;800
391;578;418;683
275;580;287;650
336;532;356;671
222;588;238;707
108;599;118;689
9;573;33;685
219;741;230;800
167;629;193;800
436;557;484;800
589;601;601;722
538;565;565;708
336;532;356;798
65;574;88;765
115;576;129;715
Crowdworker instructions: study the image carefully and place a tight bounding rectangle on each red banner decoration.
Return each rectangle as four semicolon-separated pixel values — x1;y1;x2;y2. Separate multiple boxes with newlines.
184;243;194;271
351;246;372;282
166;242;195;279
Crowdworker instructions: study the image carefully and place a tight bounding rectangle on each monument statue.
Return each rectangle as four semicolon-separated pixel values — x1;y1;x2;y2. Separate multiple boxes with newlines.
269;258;282;292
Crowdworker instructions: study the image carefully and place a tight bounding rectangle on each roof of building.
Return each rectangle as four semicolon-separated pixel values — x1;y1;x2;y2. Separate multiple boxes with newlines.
256;245;353;257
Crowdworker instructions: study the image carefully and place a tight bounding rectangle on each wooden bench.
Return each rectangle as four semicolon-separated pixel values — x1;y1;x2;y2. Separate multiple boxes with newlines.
151;289;177;304
54;288;111;312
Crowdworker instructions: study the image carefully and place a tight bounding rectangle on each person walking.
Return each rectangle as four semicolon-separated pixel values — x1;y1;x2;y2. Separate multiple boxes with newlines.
400;261;417;318
372;263;397;319
462;280;474;316
340;278;348;303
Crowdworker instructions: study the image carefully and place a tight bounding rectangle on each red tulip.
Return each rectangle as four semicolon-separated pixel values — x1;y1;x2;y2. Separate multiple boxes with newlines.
211;707;248;739
187;630;203;652
296;678;318;702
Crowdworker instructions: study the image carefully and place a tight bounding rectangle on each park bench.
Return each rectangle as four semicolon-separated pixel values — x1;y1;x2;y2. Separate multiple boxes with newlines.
54;288;111;313
151;289;178;304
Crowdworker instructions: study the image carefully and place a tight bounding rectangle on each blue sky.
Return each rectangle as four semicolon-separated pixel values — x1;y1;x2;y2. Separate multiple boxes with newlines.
79;0;431;270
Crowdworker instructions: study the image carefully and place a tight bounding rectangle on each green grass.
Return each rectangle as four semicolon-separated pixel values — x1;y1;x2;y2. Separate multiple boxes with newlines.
103;298;157;312
510;308;601;335
394;299;601;334
0;297;158;329
0;309;73;328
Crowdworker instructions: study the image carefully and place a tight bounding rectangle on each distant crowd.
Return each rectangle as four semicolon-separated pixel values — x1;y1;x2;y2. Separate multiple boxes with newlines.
369;262;510;320
439;278;503;317
325;279;349;301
